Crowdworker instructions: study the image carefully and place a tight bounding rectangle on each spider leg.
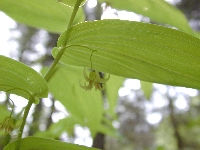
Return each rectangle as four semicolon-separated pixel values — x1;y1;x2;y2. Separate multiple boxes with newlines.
79;80;93;90
96;82;105;91
94;81;105;91
14;122;21;129
96;71;110;83
83;67;90;82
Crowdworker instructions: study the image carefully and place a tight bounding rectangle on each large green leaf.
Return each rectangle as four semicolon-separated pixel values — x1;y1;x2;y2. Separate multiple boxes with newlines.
42;65;103;137
0;55;48;102
53;20;200;90
3;137;99;150
0;0;84;33
98;0;193;35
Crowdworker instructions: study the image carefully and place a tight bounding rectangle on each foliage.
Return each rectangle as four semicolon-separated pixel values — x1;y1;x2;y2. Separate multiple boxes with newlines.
0;0;84;33
0;0;200;149
53;19;200;89
4;137;99;150
0;55;48;103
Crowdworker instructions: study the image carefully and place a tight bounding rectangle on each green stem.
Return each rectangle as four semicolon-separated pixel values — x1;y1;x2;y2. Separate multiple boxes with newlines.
44;0;82;82
14;1;82;149
16;100;33;150
44;47;65;82
66;0;82;30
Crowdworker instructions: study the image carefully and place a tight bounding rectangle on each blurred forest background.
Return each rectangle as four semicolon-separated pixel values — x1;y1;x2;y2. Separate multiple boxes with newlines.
1;0;200;150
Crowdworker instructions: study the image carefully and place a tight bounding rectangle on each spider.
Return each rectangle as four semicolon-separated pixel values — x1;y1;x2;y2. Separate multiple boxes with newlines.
0;116;19;135
79;67;110;91
0;99;20;135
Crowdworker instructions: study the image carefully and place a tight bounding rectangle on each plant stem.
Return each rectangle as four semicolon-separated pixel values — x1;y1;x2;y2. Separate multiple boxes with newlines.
66;0;82;30
44;0;82;82
15;1;82;149
44;47;65;82
16;100;33;150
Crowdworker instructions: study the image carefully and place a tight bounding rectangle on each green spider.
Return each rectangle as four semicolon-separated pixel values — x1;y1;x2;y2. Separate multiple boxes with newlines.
0;98;20;136
79;67;110;91
0;116;19;136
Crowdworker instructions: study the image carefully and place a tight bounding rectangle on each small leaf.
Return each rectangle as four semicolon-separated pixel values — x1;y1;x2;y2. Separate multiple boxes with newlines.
3;136;99;150
0;0;84;33
0;105;10;123
0;55;48;102
106;74;124;118
34;116;83;138
53;20;200;89
140;81;153;100
98;124;119;138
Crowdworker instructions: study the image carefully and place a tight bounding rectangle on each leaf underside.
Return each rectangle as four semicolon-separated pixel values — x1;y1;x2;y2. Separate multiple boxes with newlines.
3;136;99;150
0;0;84;33
98;0;193;35
0;55;48;101
53;20;200;89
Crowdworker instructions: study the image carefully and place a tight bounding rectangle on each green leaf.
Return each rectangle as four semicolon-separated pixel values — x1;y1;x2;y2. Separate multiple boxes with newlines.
53;20;200;89
0;0;84;33
3;136;99;150
0;55;48;102
98;0;193;34
106;74;124;118
98;124;119;138
34;116;83;138
0;104;10;123
140;81;153;100
42;65;103;137
58;0;87;7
